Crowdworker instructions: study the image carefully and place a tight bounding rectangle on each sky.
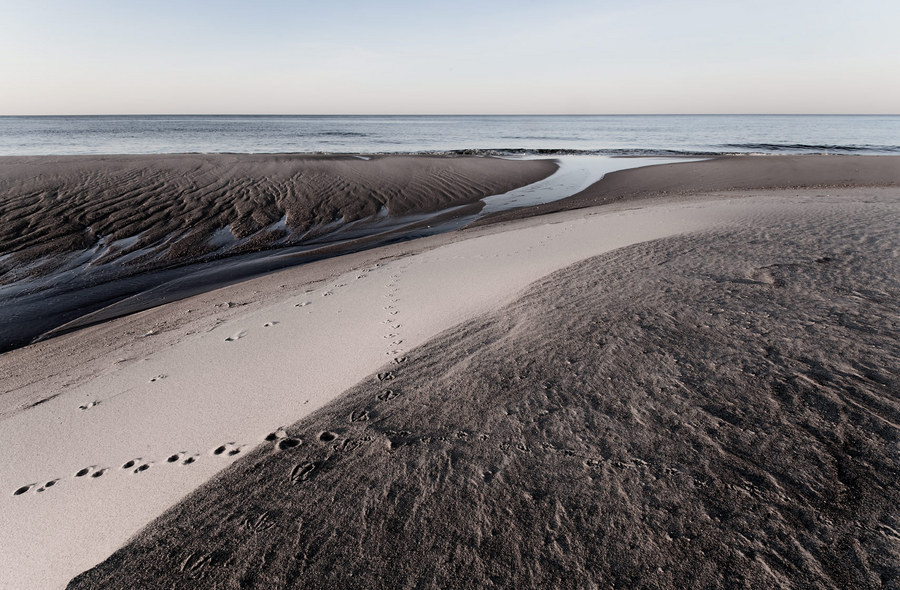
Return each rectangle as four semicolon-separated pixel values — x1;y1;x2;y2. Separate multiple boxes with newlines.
1;0;898;115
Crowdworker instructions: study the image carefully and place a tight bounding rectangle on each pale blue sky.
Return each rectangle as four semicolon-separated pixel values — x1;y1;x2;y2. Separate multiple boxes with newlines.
1;0;897;114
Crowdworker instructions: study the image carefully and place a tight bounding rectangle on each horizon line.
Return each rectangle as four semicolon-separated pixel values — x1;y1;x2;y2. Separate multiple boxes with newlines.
2;113;899;118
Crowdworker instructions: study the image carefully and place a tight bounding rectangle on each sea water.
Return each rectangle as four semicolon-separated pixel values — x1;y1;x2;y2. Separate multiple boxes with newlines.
0;114;898;156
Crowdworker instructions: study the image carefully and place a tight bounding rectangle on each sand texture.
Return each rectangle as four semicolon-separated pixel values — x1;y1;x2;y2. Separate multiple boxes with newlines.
4;185;744;589
67;189;899;589
479;154;900;225
0;153;554;273
0;154;555;351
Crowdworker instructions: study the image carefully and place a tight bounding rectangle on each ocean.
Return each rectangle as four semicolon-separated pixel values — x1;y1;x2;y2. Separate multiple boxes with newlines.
1;114;898;156
1;114;898;351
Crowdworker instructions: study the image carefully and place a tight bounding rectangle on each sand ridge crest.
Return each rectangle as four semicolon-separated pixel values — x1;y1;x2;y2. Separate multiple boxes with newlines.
69;191;899;588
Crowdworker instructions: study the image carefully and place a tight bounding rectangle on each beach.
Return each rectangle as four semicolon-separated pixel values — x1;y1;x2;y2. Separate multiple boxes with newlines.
0;155;897;589
0;154;556;351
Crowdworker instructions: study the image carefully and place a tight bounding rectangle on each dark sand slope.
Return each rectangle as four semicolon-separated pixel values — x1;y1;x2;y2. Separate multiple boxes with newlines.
71;200;899;588
0;154;555;277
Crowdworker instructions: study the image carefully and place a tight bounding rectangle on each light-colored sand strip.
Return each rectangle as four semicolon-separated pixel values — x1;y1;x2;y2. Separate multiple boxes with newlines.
0;188;896;589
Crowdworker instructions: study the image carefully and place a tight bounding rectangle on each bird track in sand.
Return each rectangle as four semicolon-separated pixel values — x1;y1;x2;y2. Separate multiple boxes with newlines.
12;416;358;496
22;262;415;498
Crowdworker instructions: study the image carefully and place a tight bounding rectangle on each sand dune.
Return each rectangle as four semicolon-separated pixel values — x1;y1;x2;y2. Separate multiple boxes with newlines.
68;188;899;589
3;187;735;590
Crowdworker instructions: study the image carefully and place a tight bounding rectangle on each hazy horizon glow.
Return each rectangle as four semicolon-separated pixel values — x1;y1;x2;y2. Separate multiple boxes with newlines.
1;0;898;115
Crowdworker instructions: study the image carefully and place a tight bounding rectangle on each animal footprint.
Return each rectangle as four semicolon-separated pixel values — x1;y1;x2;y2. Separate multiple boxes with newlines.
91;468;108;479
295;301;311;308
179;549;230;576
276;437;302;451
350;410;370;422
376;389;401;401
225;331;247;342
241;511;275;532
166;452;186;464
263;321;279;328
393;356;408;365
74;466;96;478
36;479;60;493
182;455;199;465
13;483;36;496
149;374;167;383
132;462;153;474
377;371;395;382
79;401;100;410
211;443;241;457
289;461;320;484
264;428;288;442
319;431;337;442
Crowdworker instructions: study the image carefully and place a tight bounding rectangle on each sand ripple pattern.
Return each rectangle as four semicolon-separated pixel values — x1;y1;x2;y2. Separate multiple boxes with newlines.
0;154;555;282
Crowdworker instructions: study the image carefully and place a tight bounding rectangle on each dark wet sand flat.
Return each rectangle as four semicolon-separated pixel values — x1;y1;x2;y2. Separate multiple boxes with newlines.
0;154;556;351
0;153;555;267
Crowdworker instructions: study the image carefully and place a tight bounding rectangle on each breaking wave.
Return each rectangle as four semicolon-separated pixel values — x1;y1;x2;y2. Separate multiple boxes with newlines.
720;143;900;154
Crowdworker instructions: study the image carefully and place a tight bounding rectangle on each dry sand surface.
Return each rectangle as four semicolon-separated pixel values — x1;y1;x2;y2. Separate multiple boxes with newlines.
70;188;899;590
0;155;897;589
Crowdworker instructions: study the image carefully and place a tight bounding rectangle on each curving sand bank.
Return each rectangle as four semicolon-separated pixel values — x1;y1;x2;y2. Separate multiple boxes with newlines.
0;155;897;589
71;188;900;589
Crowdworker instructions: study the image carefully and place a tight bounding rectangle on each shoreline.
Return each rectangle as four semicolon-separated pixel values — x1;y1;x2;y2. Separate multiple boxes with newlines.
477;154;900;225
3;114;899;159
0;154;556;352
0;155;897;588
2;155;898;354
